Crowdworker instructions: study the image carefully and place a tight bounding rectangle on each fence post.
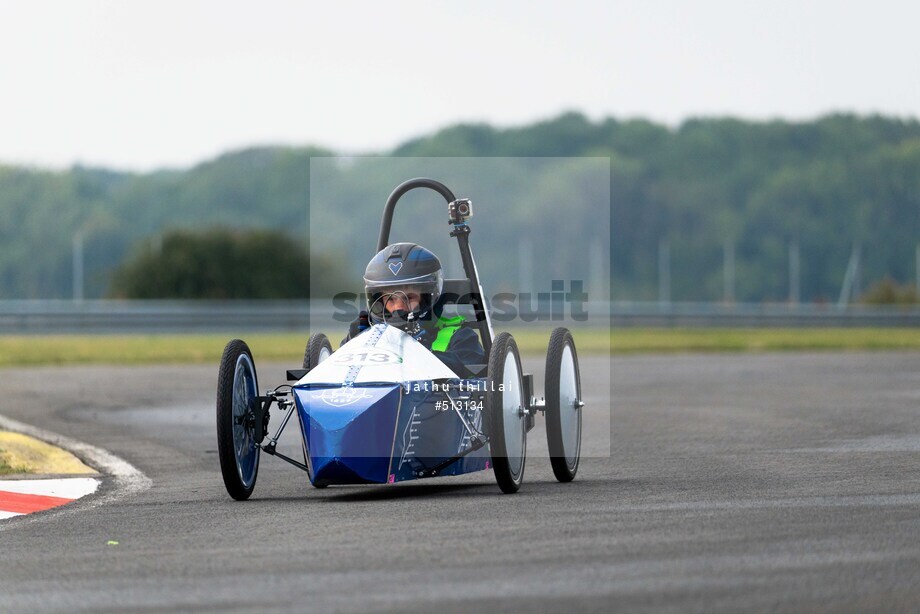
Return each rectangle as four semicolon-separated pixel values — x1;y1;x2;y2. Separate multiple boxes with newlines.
723;241;735;303
658;239;670;307
837;243;861;308
789;241;800;304
916;243;919;294
72;232;84;302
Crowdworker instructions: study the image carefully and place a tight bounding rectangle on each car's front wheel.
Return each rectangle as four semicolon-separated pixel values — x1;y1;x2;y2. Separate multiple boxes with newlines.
216;339;260;500
486;332;527;494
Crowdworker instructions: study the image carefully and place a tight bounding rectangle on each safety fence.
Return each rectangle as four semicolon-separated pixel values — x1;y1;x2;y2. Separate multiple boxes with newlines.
1;300;918;334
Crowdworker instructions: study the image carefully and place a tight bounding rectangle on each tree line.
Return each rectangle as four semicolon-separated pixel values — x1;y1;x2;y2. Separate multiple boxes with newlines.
0;113;917;301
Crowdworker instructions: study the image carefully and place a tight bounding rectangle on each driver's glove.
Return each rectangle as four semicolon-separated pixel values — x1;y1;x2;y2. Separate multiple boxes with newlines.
348;310;370;339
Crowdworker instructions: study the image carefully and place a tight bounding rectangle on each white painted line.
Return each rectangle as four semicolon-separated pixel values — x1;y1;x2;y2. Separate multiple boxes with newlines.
0;477;100;499
0;510;23;520
0;413;151;529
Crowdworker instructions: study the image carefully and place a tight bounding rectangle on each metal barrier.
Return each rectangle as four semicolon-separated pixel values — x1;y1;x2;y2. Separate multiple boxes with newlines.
0;300;918;334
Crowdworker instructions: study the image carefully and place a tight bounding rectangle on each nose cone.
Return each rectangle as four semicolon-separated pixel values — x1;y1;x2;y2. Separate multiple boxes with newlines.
295;385;402;484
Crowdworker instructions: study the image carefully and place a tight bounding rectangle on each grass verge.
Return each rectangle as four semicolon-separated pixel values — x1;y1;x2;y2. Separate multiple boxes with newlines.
0;432;97;475
1;328;919;367
0;450;28;475
606;328;920;354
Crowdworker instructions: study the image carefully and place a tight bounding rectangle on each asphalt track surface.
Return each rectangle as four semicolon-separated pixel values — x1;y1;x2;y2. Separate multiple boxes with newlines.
1;352;919;612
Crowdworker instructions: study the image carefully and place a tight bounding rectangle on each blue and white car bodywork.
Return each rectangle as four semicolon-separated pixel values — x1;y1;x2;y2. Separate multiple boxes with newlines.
293;324;491;486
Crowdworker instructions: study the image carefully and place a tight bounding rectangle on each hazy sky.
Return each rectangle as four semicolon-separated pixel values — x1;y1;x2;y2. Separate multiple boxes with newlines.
2;0;918;170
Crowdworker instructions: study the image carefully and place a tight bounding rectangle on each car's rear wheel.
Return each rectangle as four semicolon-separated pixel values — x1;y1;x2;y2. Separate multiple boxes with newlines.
217;339;260;500
486;332;527;494
545;327;582;482
303;333;333;371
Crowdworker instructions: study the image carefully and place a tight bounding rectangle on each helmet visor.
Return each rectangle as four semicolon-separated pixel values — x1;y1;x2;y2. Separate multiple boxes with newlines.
365;271;442;325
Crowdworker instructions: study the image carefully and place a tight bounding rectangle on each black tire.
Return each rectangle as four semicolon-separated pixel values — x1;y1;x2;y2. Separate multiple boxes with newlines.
545;327;582;483
486;332;527;494
303;333;333;370
217;339;260;500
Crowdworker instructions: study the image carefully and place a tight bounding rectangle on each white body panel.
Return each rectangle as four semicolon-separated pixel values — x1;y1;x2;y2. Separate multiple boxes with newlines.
298;324;458;385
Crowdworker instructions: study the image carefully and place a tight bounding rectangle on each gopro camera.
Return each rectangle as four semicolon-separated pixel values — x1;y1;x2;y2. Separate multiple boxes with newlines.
448;198;473;224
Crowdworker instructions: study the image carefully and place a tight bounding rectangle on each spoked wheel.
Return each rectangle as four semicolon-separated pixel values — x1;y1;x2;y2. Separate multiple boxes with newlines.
302;333;332;488
303;333;333;371
216;339;260;500
486;332;527;494
545;327;582;482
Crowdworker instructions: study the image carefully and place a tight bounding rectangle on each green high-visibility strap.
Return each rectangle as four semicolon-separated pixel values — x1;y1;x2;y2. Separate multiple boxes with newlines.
431;315;465;352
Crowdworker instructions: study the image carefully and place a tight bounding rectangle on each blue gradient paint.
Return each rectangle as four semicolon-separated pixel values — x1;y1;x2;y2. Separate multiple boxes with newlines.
293;379;489;486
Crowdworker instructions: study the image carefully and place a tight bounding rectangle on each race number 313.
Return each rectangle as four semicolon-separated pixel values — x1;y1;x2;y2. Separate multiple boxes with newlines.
333;349;402;365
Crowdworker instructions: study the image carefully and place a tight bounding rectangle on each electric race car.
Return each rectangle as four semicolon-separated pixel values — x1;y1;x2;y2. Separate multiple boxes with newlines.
216;178;584;497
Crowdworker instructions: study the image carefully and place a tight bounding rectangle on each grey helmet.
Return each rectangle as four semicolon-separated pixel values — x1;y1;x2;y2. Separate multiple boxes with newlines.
364;243;443;327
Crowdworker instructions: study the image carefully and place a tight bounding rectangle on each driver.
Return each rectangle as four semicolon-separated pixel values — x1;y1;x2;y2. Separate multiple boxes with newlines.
343;242;485;376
